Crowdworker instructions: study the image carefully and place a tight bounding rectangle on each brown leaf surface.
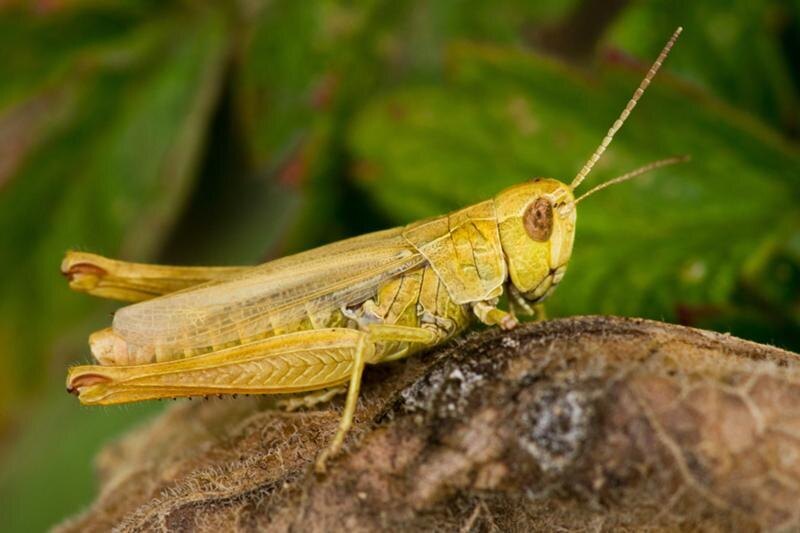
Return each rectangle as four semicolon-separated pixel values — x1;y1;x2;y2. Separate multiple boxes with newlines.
56;317;800;532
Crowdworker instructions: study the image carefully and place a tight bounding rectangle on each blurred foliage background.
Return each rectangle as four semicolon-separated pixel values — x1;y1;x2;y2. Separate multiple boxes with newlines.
0;0;798;530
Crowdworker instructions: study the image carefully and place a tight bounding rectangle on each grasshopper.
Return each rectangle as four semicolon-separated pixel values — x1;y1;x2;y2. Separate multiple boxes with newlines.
64;28;684;472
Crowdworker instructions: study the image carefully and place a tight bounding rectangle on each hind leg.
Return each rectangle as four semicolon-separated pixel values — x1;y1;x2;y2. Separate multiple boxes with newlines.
61;251;246;302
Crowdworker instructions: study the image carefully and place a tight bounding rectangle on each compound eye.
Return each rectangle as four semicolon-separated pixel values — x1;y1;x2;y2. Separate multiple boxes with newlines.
523;197;553;242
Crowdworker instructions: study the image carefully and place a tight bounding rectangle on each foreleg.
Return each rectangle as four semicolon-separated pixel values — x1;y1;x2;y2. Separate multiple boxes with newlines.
472;300;519;330
507;285;548;322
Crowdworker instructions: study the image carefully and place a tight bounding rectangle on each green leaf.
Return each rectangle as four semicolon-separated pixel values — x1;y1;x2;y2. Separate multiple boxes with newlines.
349;42;800;347
609;0;800;137
231;1;365;253
0;4;229;410
231;0;582;254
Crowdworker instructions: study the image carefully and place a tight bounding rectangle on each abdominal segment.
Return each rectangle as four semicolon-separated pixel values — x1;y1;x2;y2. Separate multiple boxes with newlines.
89;308;354;366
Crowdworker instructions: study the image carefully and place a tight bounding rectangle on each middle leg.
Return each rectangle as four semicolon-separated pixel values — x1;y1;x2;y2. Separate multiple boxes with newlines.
314;323;440;472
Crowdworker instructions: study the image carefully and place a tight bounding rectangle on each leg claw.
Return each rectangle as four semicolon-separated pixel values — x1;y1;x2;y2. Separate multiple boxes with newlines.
500;315;519;330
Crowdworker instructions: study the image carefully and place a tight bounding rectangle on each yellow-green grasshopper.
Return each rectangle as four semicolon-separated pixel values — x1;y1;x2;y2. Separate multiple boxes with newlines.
64;28;685;472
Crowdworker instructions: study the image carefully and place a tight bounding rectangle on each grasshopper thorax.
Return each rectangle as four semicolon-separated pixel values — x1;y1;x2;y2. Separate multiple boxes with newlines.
495;179;576;303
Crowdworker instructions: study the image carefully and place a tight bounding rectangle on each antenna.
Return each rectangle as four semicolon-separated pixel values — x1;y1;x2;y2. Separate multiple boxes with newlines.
573;155;689;204
570;27;683;191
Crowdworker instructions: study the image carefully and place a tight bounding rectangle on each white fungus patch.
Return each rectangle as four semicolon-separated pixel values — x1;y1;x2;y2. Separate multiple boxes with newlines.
501;336;520;349
399;360;486;418
518;387;592;474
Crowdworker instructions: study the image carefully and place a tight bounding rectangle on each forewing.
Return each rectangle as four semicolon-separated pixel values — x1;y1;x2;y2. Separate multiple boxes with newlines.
113;228;425;356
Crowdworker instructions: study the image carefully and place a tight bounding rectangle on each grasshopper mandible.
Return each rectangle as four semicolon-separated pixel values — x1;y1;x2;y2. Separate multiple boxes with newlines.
64;28;684;472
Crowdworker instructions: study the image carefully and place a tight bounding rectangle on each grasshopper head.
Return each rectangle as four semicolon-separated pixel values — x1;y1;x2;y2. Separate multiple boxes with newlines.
494;27;687;307
495;179;576;303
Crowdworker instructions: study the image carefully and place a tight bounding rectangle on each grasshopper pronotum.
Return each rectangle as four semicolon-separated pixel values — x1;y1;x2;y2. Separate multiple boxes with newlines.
64;28;684;472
